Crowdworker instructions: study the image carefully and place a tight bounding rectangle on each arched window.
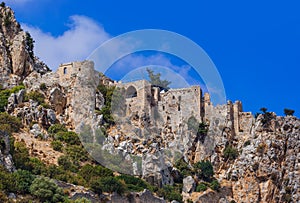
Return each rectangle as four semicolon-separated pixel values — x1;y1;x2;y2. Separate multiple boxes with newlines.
126;86;137;98
63;67;67;74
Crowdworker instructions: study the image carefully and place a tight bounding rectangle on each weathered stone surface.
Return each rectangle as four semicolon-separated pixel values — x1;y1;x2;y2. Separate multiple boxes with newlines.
183;176;195;193
111;189;166;203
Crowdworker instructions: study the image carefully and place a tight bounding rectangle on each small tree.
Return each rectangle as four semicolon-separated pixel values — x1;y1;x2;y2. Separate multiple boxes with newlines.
223;145;238;161
194;160;214;182
284;108;295;116
260;107;268;114
146;68;171;89
30;176;65;203
25;32;35;58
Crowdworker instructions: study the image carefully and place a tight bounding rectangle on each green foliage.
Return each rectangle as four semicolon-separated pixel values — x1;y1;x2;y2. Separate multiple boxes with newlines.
157;185;183;203
12;141;30;170
58;155;74;171
27;157;46;175
65;145;89;162
48;124;67;135
260;107;268;114
223;145;238;161
196;182;207;192
91;176;126;195
284;108;295;116
194;160;214;182
25;31;35;58
55;131;80;145
146;68;171;89
243;140;251;147
116;174;150;192
174;158;192;178
4;11;11;26
39;83;47;91
79;164;113;183
74;197;92;203
259;108;275;127
0;85;25;112
25;91;45;104
0;166;14;191
29;176;65;203
0;112;22;134
209;179;220;191
51;140;63;152
12;169;35;194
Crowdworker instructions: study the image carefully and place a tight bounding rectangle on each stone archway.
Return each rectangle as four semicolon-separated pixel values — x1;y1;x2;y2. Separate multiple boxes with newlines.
126;86;137;98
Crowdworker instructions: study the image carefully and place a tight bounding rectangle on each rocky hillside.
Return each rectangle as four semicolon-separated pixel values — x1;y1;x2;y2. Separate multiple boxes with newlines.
0;3;49;89
0;3;298;203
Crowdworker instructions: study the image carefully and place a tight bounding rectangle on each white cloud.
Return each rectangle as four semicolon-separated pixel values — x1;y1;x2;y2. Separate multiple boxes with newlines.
22;15;110;69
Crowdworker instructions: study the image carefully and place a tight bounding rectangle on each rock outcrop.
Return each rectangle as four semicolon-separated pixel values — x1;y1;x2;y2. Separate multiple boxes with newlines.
0;6;49;88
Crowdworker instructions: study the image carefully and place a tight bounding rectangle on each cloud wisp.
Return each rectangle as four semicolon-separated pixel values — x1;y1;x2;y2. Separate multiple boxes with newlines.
22;15;110;69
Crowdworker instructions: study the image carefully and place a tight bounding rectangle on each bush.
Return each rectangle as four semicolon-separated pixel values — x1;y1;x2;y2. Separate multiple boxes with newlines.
25;91;45;104
48;124;67;135
58;155;74;171
55;131;80;145
30;176;65;203
174;158;192;178
243;140;251;147
12;141;30;170
0;112;22;133
284;108;295;116
79;164;113;183
223;145;238;161
91;176;126;195
157;185;182;203
51;140;63;152
209;179;220;191
12;169;34;194
116;174;150;192
194;160;214;181
39;83;47;91
196;182;207;192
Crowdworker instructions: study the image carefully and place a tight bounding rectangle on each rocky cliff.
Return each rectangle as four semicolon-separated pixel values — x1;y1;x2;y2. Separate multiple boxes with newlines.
0;4;49;89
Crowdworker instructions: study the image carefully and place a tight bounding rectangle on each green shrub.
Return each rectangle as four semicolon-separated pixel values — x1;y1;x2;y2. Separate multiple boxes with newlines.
39;83;47;91
74;197;92;203
196;182;207;192
29;176;65;203
91;176;126;195
55;131;81;145
27;157;46;175
174;158;192;178
223;145;238;161
25;91;45;104
12;141;30;170
157;185;182;203
194;160;214;181
12;169;34;194
51;140;63;152
209;180;220;191
79;164;113;183
243;140;251;147
58;155;74;171
0;112;22;133
48;124;67;135
116;174;150;192
284;108;295;116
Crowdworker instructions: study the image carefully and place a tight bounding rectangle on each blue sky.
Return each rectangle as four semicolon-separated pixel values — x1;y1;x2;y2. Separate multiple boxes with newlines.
5;0;300;116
